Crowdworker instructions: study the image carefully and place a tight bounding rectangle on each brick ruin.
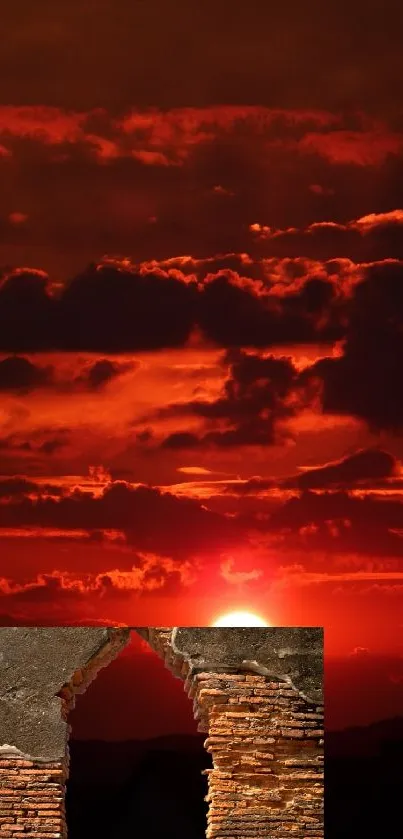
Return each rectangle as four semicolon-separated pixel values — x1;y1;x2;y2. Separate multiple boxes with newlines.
0;626;324;838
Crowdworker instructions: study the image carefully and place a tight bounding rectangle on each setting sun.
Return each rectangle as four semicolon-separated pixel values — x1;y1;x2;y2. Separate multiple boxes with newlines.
212;610;269;627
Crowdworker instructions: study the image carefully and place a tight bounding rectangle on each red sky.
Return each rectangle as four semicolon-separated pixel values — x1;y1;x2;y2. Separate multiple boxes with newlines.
69;633;202;741
1;0;403;730
67;633;403;737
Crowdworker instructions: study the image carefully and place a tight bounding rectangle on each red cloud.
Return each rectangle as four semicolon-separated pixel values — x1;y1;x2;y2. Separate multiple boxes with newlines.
299;130;403;165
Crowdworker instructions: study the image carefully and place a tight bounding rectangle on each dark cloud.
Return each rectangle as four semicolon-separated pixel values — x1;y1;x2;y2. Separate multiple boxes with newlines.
0;480;240;557
0;355;53;390
85;359;123;388
0;270;56;352
162;432;201;450
0;263;196;352
0;258;346;352
306;261;403;430
1;221;403;355
0;476;63;498
4;251;403;442
59;264;197;352
271;490;403;531
197;271;345;347
267;490;403;557
0;428;71;464
75;358;134;389
251;212;403;263
0;354;133;392
162;350;301;448
286;448;398;490
38;437;67;456
231;449;399;495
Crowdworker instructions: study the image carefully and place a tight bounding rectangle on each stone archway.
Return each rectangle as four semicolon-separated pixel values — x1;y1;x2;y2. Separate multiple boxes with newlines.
0;626;324;839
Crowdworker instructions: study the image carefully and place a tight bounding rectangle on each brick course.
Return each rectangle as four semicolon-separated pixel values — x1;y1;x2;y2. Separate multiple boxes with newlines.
0;672;323;839
191;673;324;839
0;759;66;839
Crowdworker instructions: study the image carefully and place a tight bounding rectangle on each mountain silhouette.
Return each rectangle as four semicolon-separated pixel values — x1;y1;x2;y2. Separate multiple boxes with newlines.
66;735;211;839
327;715;403;757
66;721;403;839
326;717;403;838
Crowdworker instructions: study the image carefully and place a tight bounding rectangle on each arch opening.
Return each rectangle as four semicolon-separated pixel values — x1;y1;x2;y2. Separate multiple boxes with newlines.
64;630;212;839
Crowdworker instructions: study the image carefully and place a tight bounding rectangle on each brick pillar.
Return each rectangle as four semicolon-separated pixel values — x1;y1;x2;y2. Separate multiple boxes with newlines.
0;758;67;839
0;628;131;839
192;672;324;839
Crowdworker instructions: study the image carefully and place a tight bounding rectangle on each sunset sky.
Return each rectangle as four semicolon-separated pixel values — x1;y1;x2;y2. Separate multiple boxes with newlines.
1;0;403;729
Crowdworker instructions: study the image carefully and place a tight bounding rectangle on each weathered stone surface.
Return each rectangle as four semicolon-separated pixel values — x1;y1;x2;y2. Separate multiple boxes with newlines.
171;627;323;703
0;627;131;761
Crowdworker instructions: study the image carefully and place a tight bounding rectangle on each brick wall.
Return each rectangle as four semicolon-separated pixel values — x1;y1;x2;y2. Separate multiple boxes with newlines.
191;672;324;839
0;758;67;839
0;670;323;839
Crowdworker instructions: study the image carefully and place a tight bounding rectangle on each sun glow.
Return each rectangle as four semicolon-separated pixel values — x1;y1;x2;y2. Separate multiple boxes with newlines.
212;610;269;627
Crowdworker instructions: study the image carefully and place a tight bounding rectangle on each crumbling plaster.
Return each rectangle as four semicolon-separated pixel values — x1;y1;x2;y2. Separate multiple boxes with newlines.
0;626;323;762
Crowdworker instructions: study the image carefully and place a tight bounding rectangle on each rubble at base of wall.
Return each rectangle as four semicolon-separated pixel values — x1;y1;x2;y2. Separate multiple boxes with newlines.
0;758;67;839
